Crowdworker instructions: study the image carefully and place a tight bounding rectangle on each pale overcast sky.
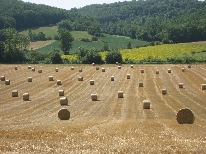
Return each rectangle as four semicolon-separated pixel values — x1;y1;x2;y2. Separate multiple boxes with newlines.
21;0;130;10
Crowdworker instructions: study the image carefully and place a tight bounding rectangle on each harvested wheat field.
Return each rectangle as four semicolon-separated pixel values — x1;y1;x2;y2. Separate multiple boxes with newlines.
0;64;206;153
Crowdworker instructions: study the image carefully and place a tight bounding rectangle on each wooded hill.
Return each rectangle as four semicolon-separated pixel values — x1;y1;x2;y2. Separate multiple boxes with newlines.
74;0;206;43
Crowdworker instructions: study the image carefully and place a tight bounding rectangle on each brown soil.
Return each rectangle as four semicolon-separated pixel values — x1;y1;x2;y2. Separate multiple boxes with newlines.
0;64;206;153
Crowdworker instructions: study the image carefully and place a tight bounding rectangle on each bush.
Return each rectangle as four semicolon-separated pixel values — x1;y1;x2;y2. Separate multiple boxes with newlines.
82;50;103;64
105;50;122;64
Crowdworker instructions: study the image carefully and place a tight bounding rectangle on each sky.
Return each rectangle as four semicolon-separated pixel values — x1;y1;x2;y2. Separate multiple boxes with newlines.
21;0;130;10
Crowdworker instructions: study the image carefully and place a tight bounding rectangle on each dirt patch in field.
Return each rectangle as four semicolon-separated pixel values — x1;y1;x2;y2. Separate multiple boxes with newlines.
28;40;56;50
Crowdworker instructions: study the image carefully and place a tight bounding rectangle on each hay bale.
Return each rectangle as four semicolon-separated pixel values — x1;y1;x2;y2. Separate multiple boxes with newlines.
12;90;18;97
111;76;114;81
1;76;5;81
118;91;124;98
78;76;83;81
176;108;195;124
91;94;98;101
118;63;122;66
102;68;105;72
156;70;159;74
116;62;119;65
201;84;206;90
28;77;32;82
179;83;184;88
131;65;134;68
23;93;29;101
28;66;31;69
38;69;42;73
55;68;58;72
182;68;185;72
71;67;74;70
127;74;130;79
141;69;144;73
57;80;62;85
168;69;171;73
49;76;54;81
90;80;94;85
5;79;10;85
58;108;70;120
60;97;68;106
32;68;35;72
96;67;99;70
188;65;192;68
162;89;167;95
59;90;64;96
118;66;121;69
139;82;144;87
79;69;82;72
92;63;95;66
14;66;18;70
143;100;150;109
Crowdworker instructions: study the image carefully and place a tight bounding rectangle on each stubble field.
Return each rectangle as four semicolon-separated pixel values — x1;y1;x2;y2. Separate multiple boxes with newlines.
0;64;206;153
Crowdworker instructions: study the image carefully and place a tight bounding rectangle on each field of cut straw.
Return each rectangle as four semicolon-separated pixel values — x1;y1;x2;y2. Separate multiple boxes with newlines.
0;64;206;153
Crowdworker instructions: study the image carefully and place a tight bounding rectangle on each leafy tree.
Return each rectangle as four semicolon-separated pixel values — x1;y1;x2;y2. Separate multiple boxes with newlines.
58;28;74;55
105;50;122;64
0;41;5;62
102;41;109;51
127;41;132;49
49;50;63;64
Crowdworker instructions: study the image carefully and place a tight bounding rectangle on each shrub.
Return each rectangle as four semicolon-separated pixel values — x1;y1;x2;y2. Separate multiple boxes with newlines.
105;50;122;64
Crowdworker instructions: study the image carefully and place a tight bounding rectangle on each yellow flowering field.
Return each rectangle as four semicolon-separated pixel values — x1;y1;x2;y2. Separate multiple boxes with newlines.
61;54;78;60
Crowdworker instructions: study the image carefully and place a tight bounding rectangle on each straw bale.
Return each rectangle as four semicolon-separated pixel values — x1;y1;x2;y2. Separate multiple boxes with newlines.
118;66;121;69
59;90;64;96
96;67;99;70
131;65;134;68
23;93;29;101
32;68;35;72
156;70;159;74
102;68;105;72
49;76;54;81
91;94;98;101
179;83;184;88
78;76;83;81
90;80;94;85
176;108;195;124
201;84;206;90
141;69;144;73
127;74;130;79
55;68;58;72
92;63;95;66
5;79;10;85
118;91;124;98
1;76;5;81
168;69;171;73
60;97;68;106
111;76;114;81
143;100;150;109
38;70;42;73
139;82;144;87
14;66;18;70
58;108;70;120
188;65;192;68
162;89;167;95
79;69;82;72
28;77;32;82
57;80;62;85
182;68;185;72
71;67;74;70
28;66;31;69
12;90;18;97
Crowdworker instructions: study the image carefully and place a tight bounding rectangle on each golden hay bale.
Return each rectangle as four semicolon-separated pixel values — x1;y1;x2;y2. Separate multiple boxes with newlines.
38;69;42;73
78;76;83;81
58;108;70;120
102;68;105;72
23;93;29;101
201;84;206;90
12;90;18;97
91;94;98;101
60;97;68;106
5;79;10;85
57;80;62;85
111;76;114;81
176;108;195;124
71;67;74;70
179;83;184;88
28;66;31;69
168;69;171;73
143;100;150;109
92;63;95;66
156;70;159;74
141;69;144;73
118;66;121;69
188;65;192;68
162;89;167;95
32;68;35;72
59;90;64;96
28;77;32;82
90;80;94;85
131;65;134;68
49;76;54;81
96;67;99;70
14;66;18;70
182;68;185;72
127;74;130;79
79;69;82;72
116;62;119;65
118;63;122;66
1;76;5;81
139;82;144;87
118;91;124;98
55;68;58;72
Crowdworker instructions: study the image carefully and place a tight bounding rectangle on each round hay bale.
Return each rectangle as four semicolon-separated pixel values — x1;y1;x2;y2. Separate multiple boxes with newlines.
5;79;10;85
182;68;185;72
201;84;206;90
139;82;144;87
127;74;130;79
116;62;119;65
168;69;171;73
118;91;124;98
156;70;159;74
176;108;195;124
131;65;134;68
38;70;42;73
188;65;192;68
60;97;68;106
59;90;64;96
90;80;94;85
58;108;70;120
91;94;97;101
71;67;74;70
118;66;121;69
179;83;184;88
1;76;5;81
162;89;167;95
32;68;35;72
96;67;99;70
14;66;18;70
23;93;29;101
102;68;105;72
79;69;82;72
143;100;150;109
111;76;114;81
141;69;144;73
55;68;58;72
49;76;54;81
28;77;32;82
57;80;62;85
92;63;95;66
28;66;31;69
78;76;83;81
12;90;18;97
